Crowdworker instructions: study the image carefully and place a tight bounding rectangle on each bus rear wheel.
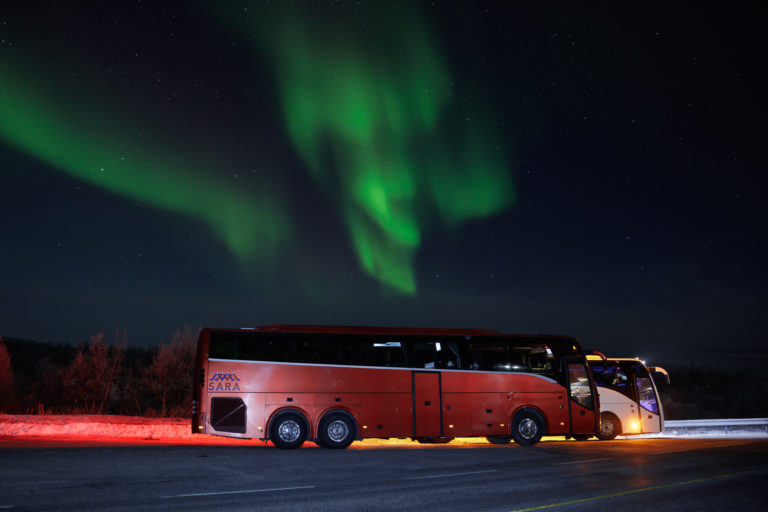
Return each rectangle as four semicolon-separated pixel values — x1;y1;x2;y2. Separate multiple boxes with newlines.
317;413;355;449
511;409;545;446
596;412;621;440
270;412;308;449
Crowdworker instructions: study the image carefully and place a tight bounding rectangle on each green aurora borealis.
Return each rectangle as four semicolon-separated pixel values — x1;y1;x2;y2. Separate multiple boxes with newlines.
244;3;514;293
0;64;291;263
0;3;514;295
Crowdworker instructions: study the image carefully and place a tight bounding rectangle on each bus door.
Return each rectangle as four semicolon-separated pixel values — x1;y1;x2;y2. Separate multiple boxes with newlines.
412;371;442;437
566;359;597;435
636;374;662;433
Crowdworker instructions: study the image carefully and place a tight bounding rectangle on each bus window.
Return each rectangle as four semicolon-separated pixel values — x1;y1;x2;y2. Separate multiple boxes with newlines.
592;364;633;400
527;347;553;374
636;376;659;413
298;337;344;365
464;339;528;372
568;362;594;409
210;333;298;362
407;339;458;369
357;339;406;367
210;334;239;360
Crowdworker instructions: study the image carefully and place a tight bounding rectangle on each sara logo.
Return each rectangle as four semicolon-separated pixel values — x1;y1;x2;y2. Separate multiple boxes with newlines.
208;371;241;392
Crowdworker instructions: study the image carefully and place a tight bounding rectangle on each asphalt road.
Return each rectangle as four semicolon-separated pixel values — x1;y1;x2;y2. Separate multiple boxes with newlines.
1;437;766;511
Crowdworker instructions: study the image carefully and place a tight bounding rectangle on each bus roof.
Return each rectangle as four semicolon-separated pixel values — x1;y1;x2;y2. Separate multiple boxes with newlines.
202;325;580;344
587;355;644;363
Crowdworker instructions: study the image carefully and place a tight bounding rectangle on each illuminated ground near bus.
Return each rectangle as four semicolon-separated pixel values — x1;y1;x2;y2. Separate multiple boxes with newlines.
2;414;761;449
0;414;588;448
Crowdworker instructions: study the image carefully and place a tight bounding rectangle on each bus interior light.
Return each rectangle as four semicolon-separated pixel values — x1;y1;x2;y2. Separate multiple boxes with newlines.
373;341;402;347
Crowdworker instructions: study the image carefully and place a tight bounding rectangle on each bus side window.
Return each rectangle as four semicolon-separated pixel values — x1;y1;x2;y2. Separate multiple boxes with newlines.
407;340;444;369
210;334;239;360
299;337;345;365
356;338;406;367
464;340;514;371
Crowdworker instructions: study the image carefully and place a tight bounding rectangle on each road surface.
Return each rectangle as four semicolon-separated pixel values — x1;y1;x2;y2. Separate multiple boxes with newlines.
1;437;766;511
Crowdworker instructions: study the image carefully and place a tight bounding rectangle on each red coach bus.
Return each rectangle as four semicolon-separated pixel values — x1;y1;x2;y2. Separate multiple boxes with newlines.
191;325;599;448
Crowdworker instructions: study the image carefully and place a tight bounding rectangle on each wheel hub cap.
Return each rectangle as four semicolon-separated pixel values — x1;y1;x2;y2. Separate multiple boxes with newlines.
278;420;301;443
327;419;349;442
518;418;537;439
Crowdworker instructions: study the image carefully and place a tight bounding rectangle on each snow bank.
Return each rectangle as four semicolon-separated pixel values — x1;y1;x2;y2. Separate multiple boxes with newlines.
0;414;195;438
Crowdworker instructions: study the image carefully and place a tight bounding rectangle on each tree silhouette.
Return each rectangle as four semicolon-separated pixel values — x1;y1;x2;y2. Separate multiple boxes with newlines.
0;337;14;412
61;332;124;414
142;326;197;416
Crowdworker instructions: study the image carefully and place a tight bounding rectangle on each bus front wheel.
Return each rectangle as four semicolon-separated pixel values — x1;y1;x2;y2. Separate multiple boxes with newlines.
270;412;308;449
596;412;621;441
317;413;355;449
511;409;545;446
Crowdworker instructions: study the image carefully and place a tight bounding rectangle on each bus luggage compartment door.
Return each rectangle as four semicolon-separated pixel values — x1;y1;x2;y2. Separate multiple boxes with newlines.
412;371;442;437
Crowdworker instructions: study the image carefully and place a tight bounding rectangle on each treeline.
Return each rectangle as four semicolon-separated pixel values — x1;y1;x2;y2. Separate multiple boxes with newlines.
659;365;768;420
0;327;196;417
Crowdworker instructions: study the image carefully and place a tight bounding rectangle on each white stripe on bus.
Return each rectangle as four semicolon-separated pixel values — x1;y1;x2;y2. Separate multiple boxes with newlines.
207;358;558;383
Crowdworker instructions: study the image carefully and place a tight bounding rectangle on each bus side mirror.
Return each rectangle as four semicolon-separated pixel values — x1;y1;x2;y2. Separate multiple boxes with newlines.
649;366;670;385
584;350;607;363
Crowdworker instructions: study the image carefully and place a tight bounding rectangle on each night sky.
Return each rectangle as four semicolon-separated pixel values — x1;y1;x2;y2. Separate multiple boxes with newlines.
1;2;765;366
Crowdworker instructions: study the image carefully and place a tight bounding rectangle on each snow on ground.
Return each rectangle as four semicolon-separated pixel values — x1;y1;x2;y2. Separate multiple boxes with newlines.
1;415;765;443
0;414;195;439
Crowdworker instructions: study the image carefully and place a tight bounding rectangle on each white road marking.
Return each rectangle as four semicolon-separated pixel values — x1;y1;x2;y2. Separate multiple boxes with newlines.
161;485;315;498
408;469;497;480
0;506;15;509
557;457;612;465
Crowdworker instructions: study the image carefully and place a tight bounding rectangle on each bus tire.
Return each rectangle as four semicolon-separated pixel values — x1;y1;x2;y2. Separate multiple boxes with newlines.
596;412;621;441
511;409;545;446
486;436;512;445
317;412;355;449
270;412;308;449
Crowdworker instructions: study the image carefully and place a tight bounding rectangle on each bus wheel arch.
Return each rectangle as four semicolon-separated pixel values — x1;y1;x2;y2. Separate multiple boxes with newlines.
596;412;621;440
316;410;357;449
268;409;310;449
511;407;546;446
